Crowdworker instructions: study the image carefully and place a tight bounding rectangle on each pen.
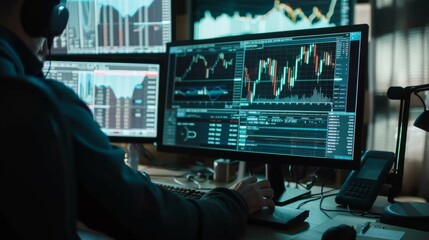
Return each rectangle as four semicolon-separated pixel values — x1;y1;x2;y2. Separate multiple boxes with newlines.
362;222;371;234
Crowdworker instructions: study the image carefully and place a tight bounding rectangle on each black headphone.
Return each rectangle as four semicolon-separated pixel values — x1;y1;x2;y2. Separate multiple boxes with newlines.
21;0;69;49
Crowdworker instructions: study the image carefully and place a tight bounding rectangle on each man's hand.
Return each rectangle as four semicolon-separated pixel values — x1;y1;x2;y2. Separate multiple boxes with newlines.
230;176;275;214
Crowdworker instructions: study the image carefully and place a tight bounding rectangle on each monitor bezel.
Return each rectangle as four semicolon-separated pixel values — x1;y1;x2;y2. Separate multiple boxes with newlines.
46;54;167;144
157;24;368;170
190;0;356;40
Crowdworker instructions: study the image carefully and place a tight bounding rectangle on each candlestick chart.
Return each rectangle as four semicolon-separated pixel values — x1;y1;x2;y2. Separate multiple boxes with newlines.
242;42;337;108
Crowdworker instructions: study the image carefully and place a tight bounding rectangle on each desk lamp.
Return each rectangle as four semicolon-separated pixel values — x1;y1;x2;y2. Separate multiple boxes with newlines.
380;83;429;232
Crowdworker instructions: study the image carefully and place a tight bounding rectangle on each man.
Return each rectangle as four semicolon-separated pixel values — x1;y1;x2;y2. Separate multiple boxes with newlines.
0;0;275;239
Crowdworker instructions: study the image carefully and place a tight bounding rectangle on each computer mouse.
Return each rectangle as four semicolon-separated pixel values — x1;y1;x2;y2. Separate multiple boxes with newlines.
321;224;356;240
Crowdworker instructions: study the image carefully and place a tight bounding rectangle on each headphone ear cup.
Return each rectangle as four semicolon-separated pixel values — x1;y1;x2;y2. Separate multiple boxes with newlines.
49;3;69;37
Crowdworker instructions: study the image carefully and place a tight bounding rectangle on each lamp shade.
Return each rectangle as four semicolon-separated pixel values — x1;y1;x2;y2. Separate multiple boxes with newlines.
414;110;429;132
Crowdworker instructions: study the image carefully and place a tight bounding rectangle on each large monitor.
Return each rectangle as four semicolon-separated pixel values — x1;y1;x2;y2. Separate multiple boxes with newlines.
43;60;161;143
51;0;174;54
159;24;368;204
192;0;355;40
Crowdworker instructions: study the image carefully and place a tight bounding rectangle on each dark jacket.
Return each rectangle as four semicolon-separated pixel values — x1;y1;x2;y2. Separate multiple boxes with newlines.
0;26;248;240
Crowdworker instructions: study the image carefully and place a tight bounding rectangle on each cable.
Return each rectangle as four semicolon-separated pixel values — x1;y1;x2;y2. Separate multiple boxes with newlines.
414;92;427;110
296;196;321;209
317;169;381;219
295;187;339;209
319;169;337;219
169;166;216;190
43;47;52;78
174;175;202;189
172;173;214;191
346;205;380;218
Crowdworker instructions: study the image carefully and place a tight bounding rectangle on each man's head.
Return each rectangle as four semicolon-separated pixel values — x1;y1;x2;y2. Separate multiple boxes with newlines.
0;0;69;60
21;0;69;46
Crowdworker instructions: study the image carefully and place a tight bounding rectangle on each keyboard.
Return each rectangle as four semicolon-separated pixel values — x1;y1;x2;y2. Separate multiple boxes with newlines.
156;182;205;199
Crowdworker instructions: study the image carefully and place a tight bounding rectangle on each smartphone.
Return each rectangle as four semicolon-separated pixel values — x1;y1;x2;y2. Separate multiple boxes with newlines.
335;150;395;210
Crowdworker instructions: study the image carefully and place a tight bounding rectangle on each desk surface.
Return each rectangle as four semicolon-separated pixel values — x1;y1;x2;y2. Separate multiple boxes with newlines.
142;166;429;240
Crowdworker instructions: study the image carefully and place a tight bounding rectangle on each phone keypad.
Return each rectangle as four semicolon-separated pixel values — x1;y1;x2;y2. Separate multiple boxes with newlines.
344;180;372;199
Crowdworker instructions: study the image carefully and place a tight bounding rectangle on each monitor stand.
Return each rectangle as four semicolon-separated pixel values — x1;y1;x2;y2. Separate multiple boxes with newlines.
265;164;311;206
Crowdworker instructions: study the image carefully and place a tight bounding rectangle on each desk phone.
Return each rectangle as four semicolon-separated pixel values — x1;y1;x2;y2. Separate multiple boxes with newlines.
335;150;395;209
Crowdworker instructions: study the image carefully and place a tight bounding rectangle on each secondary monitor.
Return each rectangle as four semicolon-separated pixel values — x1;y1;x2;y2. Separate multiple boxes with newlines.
44;60;160;143
159;24;368;203
51;0;174;54
192;0;355;40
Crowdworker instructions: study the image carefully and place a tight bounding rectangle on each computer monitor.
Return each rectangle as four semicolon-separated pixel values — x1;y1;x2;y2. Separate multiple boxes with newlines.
158;24;368;204
51;0;174;54
192;0;355;40
43;59;161;143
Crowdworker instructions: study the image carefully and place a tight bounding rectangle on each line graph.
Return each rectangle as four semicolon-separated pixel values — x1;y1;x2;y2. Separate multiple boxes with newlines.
243;42;336;104
94;0;155;17
93;72;148;129
98;0;170;53
53;0;171;54
193;0;352;39
94;71;150;99
173;82;233;102
175;86;229;101
175;53;235;81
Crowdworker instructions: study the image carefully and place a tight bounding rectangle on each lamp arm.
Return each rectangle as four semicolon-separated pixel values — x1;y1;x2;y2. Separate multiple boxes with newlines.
386;83;429;202
387;94;411;203
388;84;429;100
408;83;429;94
